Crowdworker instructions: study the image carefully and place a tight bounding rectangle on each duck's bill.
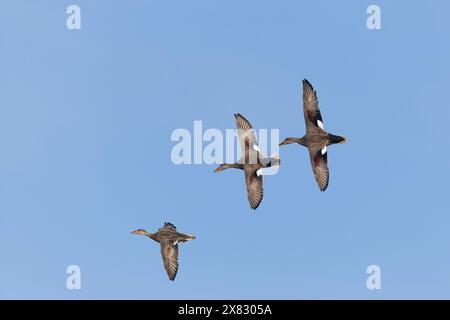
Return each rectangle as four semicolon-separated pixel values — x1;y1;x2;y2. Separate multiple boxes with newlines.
213;166;223;173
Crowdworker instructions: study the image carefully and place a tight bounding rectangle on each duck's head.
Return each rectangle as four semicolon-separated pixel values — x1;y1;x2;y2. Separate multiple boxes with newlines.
213;163;234;172
130;229;148;235
214;164;224;172
279;137;306;146
279;137;293;146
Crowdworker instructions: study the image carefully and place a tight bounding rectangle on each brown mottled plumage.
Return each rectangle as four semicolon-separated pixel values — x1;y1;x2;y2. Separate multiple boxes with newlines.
280;79;346;191
214;113;280;210
131;222;196;281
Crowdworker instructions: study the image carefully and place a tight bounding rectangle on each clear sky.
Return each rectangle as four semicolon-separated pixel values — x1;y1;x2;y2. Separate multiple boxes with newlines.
1;1;450;299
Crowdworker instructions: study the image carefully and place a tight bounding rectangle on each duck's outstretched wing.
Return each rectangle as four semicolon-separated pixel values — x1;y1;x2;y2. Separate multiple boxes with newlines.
160;239;179;281
308;145;329;192
235;113;259;164
244;167;263;210
302;79;324;133
161;222;177;231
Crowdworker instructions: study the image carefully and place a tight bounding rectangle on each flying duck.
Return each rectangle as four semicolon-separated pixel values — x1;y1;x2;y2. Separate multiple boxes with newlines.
214;113;280;210
280;79;346;191
131;222;196;281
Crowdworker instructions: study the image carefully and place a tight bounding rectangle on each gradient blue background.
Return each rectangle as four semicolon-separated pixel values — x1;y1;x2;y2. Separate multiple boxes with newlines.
1;1;449;299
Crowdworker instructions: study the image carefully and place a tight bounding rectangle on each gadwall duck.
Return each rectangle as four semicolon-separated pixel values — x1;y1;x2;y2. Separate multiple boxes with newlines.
131;222;196;281
280;80;346;191
214;113;280;209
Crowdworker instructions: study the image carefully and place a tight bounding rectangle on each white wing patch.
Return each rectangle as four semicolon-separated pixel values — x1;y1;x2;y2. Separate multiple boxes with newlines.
256;168;264;176
321;146;327;155
317;120;324;130
252;144;261;152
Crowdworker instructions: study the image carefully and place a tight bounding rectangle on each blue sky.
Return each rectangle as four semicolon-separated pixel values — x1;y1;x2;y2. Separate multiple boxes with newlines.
1;0;450;299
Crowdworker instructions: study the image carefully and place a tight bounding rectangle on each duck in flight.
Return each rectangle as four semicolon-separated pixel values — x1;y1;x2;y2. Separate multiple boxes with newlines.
131;222;196;281
280;79;346;191
214;113;280;210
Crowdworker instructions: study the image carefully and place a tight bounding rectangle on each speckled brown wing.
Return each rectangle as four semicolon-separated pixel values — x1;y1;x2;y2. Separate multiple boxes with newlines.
308;146;329;192
244;167;263;209
235;113;254;134
235;113;259;164
160;239;179;281
302;79;324;133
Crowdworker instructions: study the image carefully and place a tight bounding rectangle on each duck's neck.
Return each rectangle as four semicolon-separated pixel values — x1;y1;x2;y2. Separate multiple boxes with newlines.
282;137;307;147
141;230;156;240
297;137;307;146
